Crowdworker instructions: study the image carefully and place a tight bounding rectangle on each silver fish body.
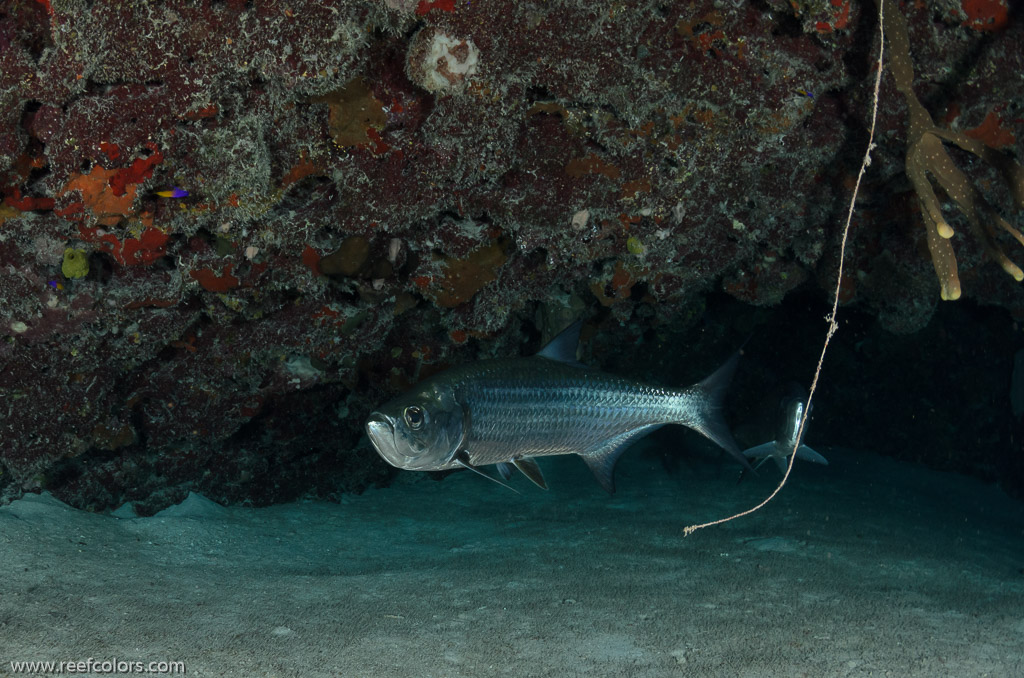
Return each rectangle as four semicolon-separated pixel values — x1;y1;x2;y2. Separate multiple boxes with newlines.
365;322;748;492
776;396;807;452
741;387;828;473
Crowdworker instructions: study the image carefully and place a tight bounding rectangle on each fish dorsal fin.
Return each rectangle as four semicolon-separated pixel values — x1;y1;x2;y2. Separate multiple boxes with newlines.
513;457;548;490
536;320;583;365
581;425;661;494
454;452;520;494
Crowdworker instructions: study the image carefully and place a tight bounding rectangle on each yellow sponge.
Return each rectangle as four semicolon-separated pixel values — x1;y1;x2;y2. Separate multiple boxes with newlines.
62;248;89;279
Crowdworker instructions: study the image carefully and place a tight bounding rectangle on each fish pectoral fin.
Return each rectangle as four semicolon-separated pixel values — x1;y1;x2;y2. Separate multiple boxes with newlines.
454;452;520;494
512;457;548;490
741;442;776;460
795;445;828;465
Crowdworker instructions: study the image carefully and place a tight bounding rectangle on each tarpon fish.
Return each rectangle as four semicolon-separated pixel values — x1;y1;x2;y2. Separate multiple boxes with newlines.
365;321;751;493
742;385;828;473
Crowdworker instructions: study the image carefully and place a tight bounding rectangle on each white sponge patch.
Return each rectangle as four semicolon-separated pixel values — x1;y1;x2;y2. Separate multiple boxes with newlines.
417;32;480;93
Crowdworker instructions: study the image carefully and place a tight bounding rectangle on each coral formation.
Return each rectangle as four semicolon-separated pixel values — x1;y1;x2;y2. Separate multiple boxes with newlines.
881;0;1024;301
0;0;1020;510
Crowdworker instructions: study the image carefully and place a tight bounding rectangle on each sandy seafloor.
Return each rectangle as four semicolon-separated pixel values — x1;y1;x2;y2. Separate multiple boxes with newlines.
2;441;1022;678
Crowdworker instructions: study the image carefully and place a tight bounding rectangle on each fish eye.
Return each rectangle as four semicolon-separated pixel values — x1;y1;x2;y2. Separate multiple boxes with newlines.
404;405;425;430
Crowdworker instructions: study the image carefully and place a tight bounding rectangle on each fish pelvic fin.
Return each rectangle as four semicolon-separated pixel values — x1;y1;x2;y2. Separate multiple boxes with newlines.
687;352;752;471
513;457;548;490
496;462;515;481
496;458;548;489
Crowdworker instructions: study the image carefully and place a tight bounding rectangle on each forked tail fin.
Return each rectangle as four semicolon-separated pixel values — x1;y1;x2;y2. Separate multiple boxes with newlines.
686;352;752;471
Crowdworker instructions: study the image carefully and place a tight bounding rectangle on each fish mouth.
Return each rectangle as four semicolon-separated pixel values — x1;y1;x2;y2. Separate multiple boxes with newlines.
365;413;405;469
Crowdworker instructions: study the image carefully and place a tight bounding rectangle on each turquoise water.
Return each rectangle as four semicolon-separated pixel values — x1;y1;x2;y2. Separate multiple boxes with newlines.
3;442;1021;677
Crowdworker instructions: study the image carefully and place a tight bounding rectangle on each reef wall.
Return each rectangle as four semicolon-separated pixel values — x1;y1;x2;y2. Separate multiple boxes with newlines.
0;0;1021;511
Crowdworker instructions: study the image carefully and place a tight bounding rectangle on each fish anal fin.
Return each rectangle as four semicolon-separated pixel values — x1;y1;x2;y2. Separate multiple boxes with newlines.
582;454;617;495
512;457;548;490
581;426;660;494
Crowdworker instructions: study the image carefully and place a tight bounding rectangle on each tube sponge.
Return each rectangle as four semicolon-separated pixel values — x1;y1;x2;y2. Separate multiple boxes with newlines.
882;0;1024;300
